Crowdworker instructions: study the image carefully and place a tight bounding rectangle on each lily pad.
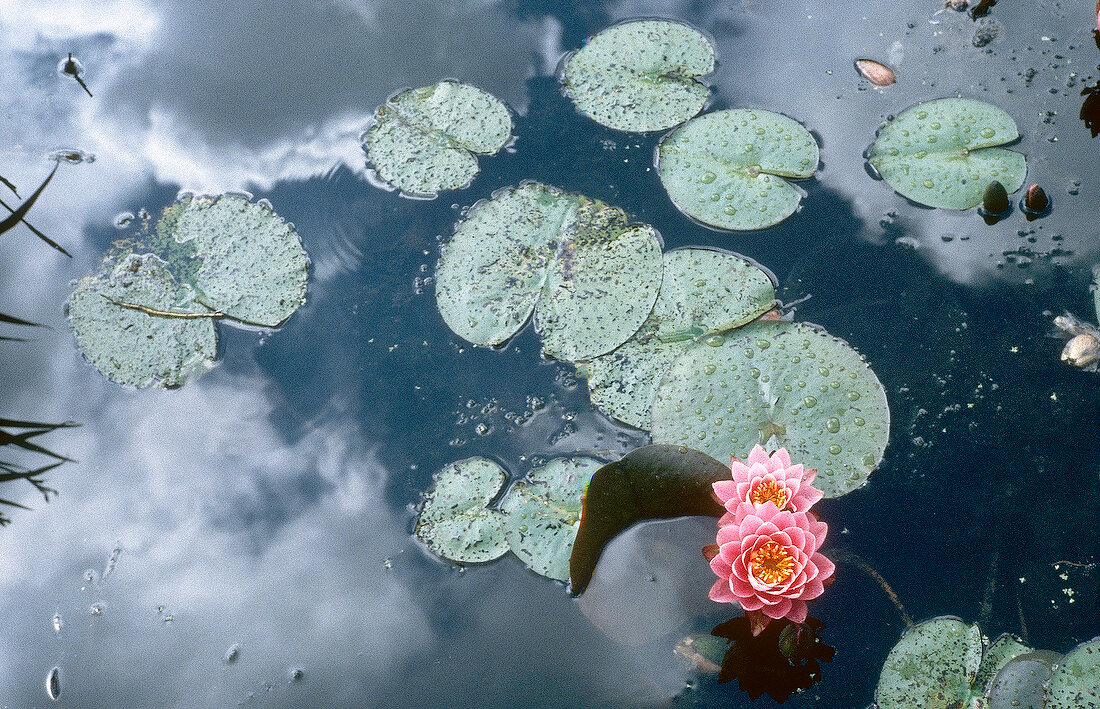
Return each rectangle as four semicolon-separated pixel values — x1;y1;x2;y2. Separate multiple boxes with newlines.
68;254;217;388
172;194;309;327
987;651;1060;709
364;80;512;197
1046;637;1100;709
569;445;727;594
562;19;714;132
867;98;1026;209
435;182;663;361
974;634;1032;696
414;457;510;564
501;457;599;581
585;248;776;429
649;321;890;498
657;109;819;231
874;618;983;709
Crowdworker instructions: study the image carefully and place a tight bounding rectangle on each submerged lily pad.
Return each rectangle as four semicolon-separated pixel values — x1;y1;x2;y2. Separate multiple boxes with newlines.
172;194;308;327
68;254;217;388
585;248;776;428
562;20;714;132
867;98;1026;209
649;320;889;498
987;651;1060;709
415;457;510;564
875;618;983;709
435;182;662;361
1046;637;1100;709
364;80;512;197
974;634;1032;695
658;109;819;231
501;457;599;581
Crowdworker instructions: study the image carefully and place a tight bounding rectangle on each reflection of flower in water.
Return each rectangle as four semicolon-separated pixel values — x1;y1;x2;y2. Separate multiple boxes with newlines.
1081;79;1100;138
710;615;834;703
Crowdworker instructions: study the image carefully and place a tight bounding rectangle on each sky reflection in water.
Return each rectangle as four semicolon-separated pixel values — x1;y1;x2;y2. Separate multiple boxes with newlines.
1;0;1099;706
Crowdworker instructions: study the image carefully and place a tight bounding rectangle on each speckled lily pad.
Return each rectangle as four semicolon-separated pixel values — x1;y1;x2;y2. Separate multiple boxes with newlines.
415;457;510;564
68;254;217;388
867;98;1026;209
649;320;889;498
1046;637;1100;709
874;618;983;709
364;80;512;197
562;19;714;132
501;457;599;581
986;651;1060;709
657;109;819;230
585;248;776;428
434;182;663;361
173;194;308;327
974;634;1032;697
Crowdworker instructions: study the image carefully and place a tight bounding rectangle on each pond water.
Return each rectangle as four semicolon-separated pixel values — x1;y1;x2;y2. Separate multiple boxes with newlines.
1;0;1099;707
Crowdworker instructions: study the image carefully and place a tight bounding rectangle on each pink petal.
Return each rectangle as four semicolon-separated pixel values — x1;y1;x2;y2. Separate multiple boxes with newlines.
800;578;825;600
773;448;791;469
786;599;808;624
729;575;756;597
712;480;737;503
813;553;836;582
710;555;733;578
762;597;793;619
746;445;770;466
718;511;735;526
709;578;737;603
740;595;766;611
716;525;741;547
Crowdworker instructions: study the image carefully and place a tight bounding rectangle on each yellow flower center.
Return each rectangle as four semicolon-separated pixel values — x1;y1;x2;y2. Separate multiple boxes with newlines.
750;480;790;509
749;541;795;585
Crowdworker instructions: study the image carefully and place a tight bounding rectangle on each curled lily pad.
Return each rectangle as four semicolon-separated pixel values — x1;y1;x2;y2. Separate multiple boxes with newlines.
172;194;308;327
562;19;714;132
435;182;662;361
585;248;776;429
364;80;512;197
874;617;983;709
501;457;599;581
68;254;217;388
974;634;1032;696
415;457;509;564
649;321;889;498
1046;637;1100;709
657;109;819;231
867;98;1026;209
986;651;1060;709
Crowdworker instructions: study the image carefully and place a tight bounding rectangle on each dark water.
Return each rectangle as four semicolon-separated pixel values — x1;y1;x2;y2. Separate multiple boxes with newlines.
1;0;1099;707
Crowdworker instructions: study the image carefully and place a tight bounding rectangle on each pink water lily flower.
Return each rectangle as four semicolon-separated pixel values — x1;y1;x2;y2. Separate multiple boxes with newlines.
707;501;835;635
712;445;823;525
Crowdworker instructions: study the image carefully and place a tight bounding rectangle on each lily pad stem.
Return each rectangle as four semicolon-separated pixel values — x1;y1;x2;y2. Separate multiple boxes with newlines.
103;296;224;319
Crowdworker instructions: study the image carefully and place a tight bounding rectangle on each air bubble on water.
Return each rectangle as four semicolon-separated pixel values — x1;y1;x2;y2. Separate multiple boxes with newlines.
89;602;105;615
52;613;63;635
102;542;122;582
225;643;241;664
288;668;304;683
114;212;135;229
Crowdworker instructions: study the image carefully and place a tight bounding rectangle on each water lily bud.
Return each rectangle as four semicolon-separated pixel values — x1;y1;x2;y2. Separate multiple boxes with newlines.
982;181;1009;214
1022;183;1049;213
1062;333;1100;368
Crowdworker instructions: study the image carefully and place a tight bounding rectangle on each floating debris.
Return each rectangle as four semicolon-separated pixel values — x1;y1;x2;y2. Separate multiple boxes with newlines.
47;148;95;165
1054;310;1100;371
969;0;996;19
46;666;61;700
113;212;135;229
58;53;92;97
51;613;62;635
562;19;714;132
224;643;241;664
288;668;304;683
854;59;896;86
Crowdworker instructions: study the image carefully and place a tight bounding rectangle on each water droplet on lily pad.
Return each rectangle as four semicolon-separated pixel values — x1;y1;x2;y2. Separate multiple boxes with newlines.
68;254;218;388
658;109;819;231
501;457;600;581
868;98;1026;209
649;321;889;498
562;20;714;132
414;457;509;564
585;248;776;429
435;182;662;361
364;80;512;197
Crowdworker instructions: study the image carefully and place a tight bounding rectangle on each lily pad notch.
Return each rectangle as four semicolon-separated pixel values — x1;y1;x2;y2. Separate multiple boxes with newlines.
867;97;1026;210
561;19;716;132
363;80;513;198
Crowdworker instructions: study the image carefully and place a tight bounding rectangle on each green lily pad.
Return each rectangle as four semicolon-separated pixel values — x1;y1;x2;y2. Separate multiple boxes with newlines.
364;80;512;197
1046;637;1100;709
501;457;599;581
414;457;510;564
867;98;1026;210
435;182;663;361
657;109;819;231
585;248;776;429
68;254;217;388
649;320;889;498
569;444;727;595
986;651;1060;709
874;618;983;709
562;19;714;132
974;634;1032;696
172;194;308;327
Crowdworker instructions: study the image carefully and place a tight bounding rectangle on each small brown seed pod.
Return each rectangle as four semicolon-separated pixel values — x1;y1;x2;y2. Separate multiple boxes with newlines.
854;59;896;87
